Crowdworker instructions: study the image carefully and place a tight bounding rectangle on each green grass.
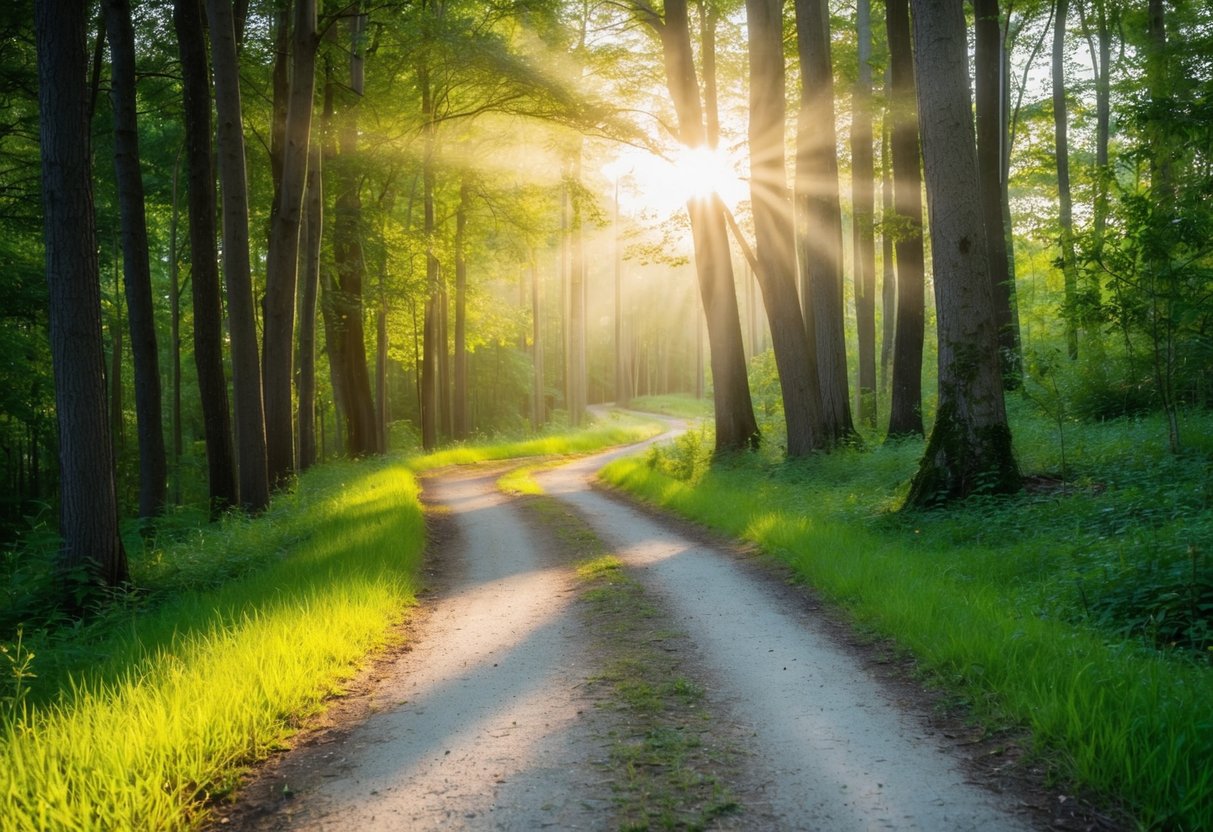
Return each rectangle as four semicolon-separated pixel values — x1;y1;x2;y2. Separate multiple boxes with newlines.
0;458;425;832
601;405;1213;831
625;394;713;420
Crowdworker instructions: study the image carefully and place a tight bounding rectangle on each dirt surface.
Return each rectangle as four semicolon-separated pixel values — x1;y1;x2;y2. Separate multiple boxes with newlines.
209;424;1118;831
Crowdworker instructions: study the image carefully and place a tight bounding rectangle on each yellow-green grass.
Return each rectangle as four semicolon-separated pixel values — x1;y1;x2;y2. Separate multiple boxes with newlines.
625;394;712;420
408;411;663;472
600;452;1213;830
0;459;425;832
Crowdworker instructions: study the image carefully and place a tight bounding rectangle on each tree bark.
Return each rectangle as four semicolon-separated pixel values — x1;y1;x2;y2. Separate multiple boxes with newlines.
852;0;877;426
748;0;825;455
35;0;129;594
104;0;167;518
175;0;236;514
885;0;926;438
794;0;854;445
263;0;318;488
649;0;759;452
905;0;1020;507
453;175;471;439
974;0;1022;385
206;0;269;512
880;112;896;398
1052;0;1080;359
297;140;322;471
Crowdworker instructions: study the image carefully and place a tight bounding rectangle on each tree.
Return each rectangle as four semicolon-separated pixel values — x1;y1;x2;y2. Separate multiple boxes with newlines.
884;0;926;438
851;0;878;426
1053;0;1081;359
174;0;236;514
297;140;323;470
104;0;167;519
206;0;269;512
35;0;129;593
794;0;853;445
262;0;319;488
638;0;760;452
905;0;1020;507
747;0;825;456
974;0;1022;385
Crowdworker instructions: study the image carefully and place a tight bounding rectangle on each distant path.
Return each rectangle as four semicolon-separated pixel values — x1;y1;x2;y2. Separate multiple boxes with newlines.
214;417;1039;830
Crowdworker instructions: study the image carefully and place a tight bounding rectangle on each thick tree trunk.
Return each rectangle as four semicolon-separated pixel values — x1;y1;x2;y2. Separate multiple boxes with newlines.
905;0;1020;507
651;0;759;452
885;0;926;438
263;0;318;488
175;0;236;514
104;0;167;519
35;0;129;594
794;0;853;445
852;0;877;426
296;141;322;471
974;0;1022;386
206;0;269;512
748;0;825;455
1053;0;1080;359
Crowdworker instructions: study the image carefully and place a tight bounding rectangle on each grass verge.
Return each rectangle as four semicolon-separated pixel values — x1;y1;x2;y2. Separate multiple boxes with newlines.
600;418;1213;831
0;459;424;832
518;495;740;831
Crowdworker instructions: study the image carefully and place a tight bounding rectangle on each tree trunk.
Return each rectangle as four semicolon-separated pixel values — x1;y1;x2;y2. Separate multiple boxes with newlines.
879;112;896;398
263;0;318;488
35;0;129;594
453;175;471;439
567;151;587;427
206;0;269;512
794;0;854;445
884;0;926;438
612;177;630;407
531;256;545;431
1053;0;1080;359
650;0;759;452
974;0;1022;386
331;9;378;456
104;0;167;519
748;0;825;456
905;0;1020;507
169;149;183;506
175;0;236;514
296;140;322;472
852;0;877;426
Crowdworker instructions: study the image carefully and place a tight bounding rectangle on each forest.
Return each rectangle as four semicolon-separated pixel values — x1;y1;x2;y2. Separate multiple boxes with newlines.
2;0;1212;829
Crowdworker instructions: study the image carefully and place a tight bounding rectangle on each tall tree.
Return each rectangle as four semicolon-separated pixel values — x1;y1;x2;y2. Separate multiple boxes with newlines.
104;0;167;518
174;0;236;514
262;0;319;488
1053;0;1080;359
794;0;853;444
974;0;1022;385
884;0;926;437
206;0;269;512
905;0;1020;507
748;0;825;455
296;140;323;471
35;0;129;592
453;174;471;439
637;0;760;452
852;0;878;426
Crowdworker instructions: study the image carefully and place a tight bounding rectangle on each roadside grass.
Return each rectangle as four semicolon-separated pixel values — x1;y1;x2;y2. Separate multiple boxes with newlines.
407;410;662;472
626;395;713;420
518;495;741;831
601;404;1213;831
0;458;425;832
0;413;669;832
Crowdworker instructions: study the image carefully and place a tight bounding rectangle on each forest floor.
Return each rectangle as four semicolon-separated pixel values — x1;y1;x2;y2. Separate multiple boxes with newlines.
206;421;1114;831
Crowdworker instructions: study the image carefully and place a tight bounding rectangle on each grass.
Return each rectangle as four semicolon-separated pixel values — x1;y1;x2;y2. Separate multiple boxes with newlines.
625;395;713;420
601;402;1213;831
0;412;666;832
519;496;740;831
0;458;425;832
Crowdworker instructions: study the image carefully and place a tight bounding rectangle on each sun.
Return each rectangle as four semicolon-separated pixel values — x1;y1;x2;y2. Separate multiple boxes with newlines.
605;144;747;219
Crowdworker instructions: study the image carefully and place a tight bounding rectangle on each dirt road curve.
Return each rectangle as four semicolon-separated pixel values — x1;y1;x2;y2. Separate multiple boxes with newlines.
219;426;1039;831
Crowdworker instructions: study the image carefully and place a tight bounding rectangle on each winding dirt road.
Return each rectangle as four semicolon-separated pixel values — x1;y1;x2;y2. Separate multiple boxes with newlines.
217;424;1045;831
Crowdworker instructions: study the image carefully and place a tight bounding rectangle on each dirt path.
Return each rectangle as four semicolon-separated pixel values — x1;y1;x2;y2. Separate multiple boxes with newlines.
213;426;1045;831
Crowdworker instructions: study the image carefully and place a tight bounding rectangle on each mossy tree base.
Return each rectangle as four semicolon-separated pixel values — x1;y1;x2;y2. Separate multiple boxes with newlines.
905;399;1021;508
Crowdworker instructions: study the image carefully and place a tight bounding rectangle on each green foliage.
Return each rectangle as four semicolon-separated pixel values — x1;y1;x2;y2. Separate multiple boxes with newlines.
645;425;712;485
605;407;1213;829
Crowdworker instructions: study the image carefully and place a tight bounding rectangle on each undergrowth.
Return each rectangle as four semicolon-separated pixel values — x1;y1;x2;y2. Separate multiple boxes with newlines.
603;401;1213;830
